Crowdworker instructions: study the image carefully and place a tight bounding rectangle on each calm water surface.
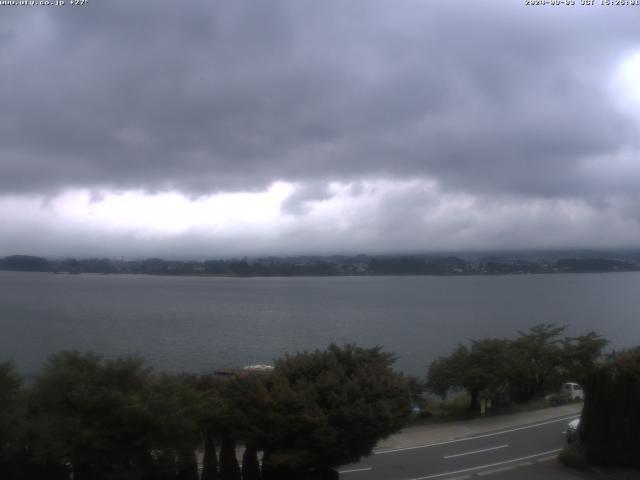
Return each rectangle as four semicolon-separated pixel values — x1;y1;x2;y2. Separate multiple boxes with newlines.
1;271;639;376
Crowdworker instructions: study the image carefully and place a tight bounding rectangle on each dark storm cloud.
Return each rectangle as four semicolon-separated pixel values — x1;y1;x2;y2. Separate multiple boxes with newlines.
1;0;640;202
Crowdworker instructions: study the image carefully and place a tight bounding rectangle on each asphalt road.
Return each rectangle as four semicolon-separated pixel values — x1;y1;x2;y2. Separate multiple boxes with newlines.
339;415;579;480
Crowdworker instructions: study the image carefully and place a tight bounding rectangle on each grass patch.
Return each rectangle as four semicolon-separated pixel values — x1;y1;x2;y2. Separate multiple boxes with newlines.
435;392;472;420
409;393;473;426
408;394;582;427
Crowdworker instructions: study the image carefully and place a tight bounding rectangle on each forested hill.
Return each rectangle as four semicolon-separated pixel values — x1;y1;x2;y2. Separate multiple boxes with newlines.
2;252;640;276
0;255;50;272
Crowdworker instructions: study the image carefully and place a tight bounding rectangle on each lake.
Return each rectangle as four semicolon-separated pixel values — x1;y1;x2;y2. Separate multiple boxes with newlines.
1;271;639;377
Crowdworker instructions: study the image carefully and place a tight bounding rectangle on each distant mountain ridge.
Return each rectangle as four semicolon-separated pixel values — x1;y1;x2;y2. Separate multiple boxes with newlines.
0;255;50;272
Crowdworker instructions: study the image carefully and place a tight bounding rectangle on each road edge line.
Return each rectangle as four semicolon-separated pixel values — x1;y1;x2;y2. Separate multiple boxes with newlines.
408;448;562;480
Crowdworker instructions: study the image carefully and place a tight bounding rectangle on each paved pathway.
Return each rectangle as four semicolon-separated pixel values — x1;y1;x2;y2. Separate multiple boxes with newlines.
375;404;583;453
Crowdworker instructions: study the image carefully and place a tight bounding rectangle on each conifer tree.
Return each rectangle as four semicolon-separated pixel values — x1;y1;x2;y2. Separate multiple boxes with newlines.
201;430;219;480
241;444;261;480
219;434;241;480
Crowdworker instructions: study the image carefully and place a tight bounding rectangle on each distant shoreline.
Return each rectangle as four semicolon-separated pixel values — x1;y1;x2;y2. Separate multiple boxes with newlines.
2;269;639;279
2;253;640;277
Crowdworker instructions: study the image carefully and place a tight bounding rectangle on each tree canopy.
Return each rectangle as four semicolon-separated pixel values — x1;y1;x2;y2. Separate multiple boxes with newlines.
580;346;640;468
0;344;411;480
260;344;411;474
426;324;608;413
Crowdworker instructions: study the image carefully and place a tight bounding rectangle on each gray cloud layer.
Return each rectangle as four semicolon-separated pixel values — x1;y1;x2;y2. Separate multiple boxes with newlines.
1;1;638;195
2;1;640;254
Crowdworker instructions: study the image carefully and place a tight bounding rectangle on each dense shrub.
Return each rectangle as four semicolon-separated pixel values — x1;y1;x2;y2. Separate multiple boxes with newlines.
581;347;640;469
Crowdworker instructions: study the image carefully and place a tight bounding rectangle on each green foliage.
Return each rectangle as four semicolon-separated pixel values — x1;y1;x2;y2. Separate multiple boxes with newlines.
261;344;412;473
29;352;153;477
145;373;202;452
0;361;20;400
465;339;515;410
561;332;609;383
581;346;640;468
217;375;272;445
426;346;468;399
508;324;567;402
427;339;514;412
0;344;412;479
406;375;426;402
0;361;21;446
425;393;472;421
426;324;609;413
28;351;201;479
0;361;24;477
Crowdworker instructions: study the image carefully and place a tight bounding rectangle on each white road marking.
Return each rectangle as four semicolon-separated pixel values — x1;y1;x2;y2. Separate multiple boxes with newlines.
444;444;508;459
339;467;373;474
408;448;562;480
375;415;578;455
535;455;557;462
478;466;514;475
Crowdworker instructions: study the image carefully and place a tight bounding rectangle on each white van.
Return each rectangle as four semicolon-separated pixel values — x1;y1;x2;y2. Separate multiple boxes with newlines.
561;382;584;401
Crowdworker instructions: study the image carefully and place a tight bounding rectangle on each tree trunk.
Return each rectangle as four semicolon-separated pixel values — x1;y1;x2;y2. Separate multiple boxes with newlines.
201;431;219;480
176;450;199;480
151;450;178;480
259;451;300;480
73;462;92;480
259;450;277;480
469;388;480;414
241;444;260;480
219;435;241;480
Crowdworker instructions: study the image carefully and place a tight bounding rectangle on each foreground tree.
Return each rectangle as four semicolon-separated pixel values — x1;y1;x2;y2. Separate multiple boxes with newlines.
426;325;609;413
28;352;201;480
201;430;219;480
216;375;272;480
427;339;514;413
28;352;153;479
219;434;241;480
0;362;24;479
580;346;640;468
146;373;202;480
508;324;567;402
183;373;222;480
260;344;412;479
560;332;608;384
510;326;607;400
241;445;261;480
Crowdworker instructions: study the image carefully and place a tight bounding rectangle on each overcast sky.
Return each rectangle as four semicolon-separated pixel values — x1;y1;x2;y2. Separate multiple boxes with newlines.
2;0;640;258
